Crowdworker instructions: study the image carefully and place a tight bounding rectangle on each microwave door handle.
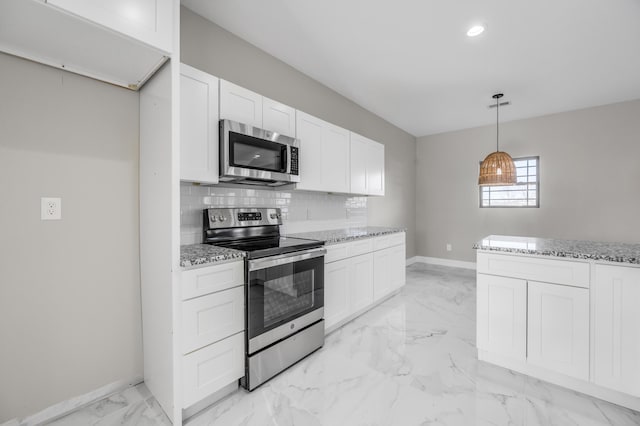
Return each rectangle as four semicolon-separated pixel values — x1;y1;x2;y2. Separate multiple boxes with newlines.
282;146;289;173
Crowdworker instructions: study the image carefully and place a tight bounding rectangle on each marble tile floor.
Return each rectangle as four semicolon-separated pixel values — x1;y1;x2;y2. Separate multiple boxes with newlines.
46;263;640;426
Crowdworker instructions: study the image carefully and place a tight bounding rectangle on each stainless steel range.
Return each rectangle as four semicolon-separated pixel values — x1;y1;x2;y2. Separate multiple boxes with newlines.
203;207;325;390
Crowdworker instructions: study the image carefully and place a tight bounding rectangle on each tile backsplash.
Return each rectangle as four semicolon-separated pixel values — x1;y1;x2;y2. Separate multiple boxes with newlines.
181;183;368;245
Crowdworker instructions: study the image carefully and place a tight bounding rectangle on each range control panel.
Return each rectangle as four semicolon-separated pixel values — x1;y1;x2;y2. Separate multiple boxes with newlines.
238;212;262;222
205;207;282;229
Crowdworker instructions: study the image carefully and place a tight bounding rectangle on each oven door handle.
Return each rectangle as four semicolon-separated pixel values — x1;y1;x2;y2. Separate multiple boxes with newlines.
249;248;326;271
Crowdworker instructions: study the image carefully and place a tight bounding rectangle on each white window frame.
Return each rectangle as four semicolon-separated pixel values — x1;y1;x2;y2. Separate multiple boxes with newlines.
479;156;540;208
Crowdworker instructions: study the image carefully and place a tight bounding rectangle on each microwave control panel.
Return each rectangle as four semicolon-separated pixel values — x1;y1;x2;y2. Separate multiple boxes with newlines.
290;147;299;175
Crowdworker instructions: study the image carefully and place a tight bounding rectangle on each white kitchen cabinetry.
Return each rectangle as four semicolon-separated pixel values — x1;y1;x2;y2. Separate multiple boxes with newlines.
324;233;406;332
373;244;406;300
527;280;589;380
476;274;527;360
593;265;640;397
324;259;351;329
476;249;640;412
219;80;263;128
350;132;385;196
349;254;374;312
0;0;171;90
47;0;173;53
263;97;296;137
179;261;245;408
296;111;350;193
180;64;219;184
219;80;296;137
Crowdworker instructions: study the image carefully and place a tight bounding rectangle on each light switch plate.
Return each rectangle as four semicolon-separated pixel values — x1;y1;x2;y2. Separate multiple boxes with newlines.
41;197;62;220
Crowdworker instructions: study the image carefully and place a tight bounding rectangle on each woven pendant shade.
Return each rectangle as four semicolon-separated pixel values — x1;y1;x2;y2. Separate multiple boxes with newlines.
478;151;517;186
478;93;517;186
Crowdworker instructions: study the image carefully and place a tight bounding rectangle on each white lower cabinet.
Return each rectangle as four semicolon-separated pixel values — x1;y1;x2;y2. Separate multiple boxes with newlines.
476;274;527;360
182;332;244;407
324;233;405;331
181;286;244;354
527;281;589;380
179;261;246;410
476;250;640;412
324;259;351;329
593;265;640;397
349;253;374;312
374;244;405;300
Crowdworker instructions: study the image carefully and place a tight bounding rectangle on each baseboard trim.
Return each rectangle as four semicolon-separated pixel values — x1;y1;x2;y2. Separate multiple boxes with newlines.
408;256;476;270
2;376;143;426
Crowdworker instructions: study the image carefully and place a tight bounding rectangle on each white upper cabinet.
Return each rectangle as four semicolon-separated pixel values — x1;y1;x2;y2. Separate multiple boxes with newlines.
0;0;170;90
350;132;385;196
593;265;640;397
219;80;296;137
46;0;173;53
219;80;263;128
296;111;350;193
180;64;219;184
263;97;296;137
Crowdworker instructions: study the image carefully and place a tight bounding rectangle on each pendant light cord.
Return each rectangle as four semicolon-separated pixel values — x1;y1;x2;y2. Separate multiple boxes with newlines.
496;95;500;152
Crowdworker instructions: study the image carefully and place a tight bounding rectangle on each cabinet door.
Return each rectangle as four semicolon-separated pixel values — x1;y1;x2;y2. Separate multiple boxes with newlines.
322;124;350;193
219;80;262;128
349;253;374;313
47;0;173;53
324;259;351;330
366;141;385;196
180;64;219;184
593;265;640;397
390;244;406;292
182;332;244;407
182;286;244;354
262;97;296;137
374;248;393;300
295;111;324;191
476;273;527;360
527;281;589;380
349;132;368;194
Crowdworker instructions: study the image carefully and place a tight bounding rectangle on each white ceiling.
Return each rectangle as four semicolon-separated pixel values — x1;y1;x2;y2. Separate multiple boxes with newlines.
182;0;640;137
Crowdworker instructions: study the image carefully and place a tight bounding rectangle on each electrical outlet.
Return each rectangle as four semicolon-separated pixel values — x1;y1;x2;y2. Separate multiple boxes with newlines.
41;197;62;220
446;243;452;252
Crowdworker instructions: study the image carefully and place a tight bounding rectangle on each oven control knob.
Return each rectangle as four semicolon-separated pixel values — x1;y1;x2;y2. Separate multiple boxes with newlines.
218;215;226;222
210;215;217;222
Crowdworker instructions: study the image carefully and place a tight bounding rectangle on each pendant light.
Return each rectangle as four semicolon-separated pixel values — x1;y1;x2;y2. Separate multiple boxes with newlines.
478;93;517;186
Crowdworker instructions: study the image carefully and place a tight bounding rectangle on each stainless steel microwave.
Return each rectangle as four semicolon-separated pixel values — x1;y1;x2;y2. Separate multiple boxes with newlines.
219;119;300;186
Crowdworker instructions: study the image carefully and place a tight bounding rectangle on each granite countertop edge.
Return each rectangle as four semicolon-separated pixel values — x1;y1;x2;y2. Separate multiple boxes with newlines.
286;226;406;245
473;236;640;265
180;244;246;269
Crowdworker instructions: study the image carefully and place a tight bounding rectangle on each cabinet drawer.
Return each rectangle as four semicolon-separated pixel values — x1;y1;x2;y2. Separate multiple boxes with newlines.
182;286;244;354
181;261;244;300
373;233;405;251
347;239;374;258
182;332;244;407
477;252;589;288
325;243;350;263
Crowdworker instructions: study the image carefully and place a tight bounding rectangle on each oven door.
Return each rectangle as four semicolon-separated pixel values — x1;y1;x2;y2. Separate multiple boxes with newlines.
247;248;325;354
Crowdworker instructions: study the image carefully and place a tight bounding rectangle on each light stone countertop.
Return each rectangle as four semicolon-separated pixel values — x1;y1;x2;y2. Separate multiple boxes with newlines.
287;226;406;245
473;235;640;265
180;244;246;268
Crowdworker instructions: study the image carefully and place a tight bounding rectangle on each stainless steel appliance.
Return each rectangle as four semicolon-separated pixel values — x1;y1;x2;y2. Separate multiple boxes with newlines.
203;207;325;390
219;119;300;186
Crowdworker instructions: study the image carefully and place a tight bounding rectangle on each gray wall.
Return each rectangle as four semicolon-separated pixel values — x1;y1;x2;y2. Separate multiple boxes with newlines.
0;53;142;421
416;99;640;262
181;7;417;257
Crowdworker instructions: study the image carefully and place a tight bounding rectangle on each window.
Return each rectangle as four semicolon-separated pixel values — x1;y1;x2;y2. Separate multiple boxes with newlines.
480;156;539;208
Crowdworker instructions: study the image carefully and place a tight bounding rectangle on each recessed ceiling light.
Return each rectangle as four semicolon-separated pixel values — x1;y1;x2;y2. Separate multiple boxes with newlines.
467;25;485;37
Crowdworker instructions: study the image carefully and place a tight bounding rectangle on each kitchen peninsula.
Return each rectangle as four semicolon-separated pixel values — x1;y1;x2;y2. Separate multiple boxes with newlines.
474;235;640;412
